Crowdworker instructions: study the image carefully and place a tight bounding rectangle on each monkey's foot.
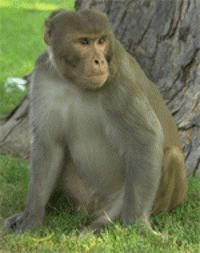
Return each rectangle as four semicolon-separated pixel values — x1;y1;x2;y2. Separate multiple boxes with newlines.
4;213;43;233
77;227;103;237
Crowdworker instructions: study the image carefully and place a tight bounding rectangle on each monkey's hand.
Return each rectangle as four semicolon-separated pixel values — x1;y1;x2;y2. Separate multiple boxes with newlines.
4;213;43;233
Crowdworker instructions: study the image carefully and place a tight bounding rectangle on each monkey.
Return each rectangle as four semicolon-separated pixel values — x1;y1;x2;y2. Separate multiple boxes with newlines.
4;8;187;235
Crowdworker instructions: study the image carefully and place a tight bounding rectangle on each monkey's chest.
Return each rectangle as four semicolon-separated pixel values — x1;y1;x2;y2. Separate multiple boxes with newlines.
66;109;125;192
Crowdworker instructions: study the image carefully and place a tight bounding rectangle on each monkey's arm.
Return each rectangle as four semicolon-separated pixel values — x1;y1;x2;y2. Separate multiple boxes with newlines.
120;95;164;227
4;128;65;232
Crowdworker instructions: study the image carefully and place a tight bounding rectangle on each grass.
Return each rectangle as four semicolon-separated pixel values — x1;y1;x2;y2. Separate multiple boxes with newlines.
1;1;200;252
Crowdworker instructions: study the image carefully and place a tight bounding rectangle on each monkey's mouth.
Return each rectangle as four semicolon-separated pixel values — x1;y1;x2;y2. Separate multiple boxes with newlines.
84;73;109;87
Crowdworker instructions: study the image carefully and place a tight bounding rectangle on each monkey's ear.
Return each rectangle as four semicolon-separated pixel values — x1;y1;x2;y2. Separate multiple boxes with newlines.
43;8;69;46
43;19;52;45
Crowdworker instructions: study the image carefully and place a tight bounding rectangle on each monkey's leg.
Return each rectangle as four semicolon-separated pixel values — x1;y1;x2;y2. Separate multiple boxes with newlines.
4;138;64;233
152;146;188;214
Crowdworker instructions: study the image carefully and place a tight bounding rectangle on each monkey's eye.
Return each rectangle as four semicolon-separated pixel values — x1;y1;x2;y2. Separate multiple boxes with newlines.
79;38;89;45
98;37;106;44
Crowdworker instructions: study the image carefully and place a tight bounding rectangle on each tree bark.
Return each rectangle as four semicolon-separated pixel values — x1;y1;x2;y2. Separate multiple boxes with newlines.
1;0;200;178
0;89;31;160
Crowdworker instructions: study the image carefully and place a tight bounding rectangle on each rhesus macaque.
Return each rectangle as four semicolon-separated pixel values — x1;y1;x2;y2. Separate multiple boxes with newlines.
5;8;187;234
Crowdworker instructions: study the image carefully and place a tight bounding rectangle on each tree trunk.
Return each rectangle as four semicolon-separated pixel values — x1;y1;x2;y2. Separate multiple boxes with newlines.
0;88;31;160
1;0;200;178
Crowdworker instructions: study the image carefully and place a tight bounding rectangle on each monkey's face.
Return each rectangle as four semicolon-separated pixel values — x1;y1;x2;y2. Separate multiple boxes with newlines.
44;9;116;90
52;33;112;89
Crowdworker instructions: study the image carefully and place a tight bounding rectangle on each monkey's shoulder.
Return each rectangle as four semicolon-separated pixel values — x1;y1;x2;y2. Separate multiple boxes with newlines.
34;49;49;67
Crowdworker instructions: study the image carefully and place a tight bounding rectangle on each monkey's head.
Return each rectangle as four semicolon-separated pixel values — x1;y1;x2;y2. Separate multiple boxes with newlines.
44;9;116;90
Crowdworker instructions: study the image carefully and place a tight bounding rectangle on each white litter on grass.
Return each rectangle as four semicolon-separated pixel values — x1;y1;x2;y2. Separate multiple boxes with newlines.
5;77;27;92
